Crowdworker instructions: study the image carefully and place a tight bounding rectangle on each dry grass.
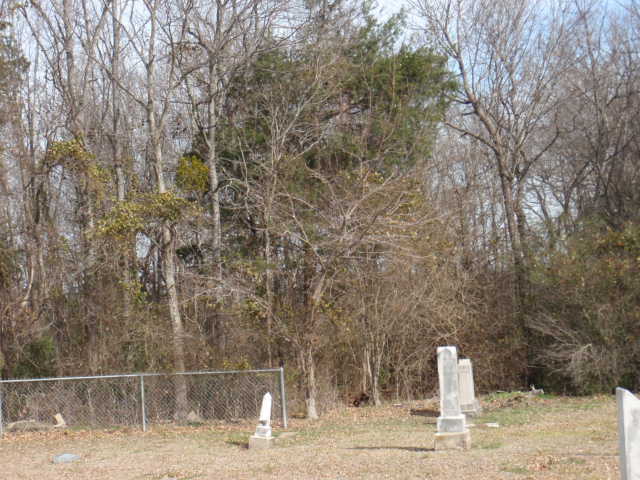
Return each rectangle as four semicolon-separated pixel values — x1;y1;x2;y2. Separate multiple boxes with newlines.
0;394;620;479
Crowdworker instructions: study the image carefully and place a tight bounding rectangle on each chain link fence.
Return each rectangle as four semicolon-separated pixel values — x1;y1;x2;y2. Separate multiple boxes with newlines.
0;368;287;434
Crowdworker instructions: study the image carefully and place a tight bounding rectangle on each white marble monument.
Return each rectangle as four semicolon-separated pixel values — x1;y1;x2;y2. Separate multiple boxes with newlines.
434;346;471;450
616;387;640;480
458;358;481;416
249;392;274;449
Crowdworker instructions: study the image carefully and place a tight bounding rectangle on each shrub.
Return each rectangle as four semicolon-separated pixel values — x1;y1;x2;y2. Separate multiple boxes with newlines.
530;221;640;394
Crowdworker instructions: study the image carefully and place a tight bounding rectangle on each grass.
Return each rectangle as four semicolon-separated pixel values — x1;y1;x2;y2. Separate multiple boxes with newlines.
224;431;250;448
145;471;203;480
501;465;529;474
475;439;503;449
0;394;621;480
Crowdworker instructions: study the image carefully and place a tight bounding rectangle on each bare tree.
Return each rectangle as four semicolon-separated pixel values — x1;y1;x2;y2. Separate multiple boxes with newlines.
87;0;192;418
413;0;579;378
0;8;32;377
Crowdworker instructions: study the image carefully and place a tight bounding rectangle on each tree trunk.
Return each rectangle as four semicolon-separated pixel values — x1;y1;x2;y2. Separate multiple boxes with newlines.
496;154;529;383
372;349;382;406
143;0;189;420
264;228;274;367
204;61;225;358
362;344;371;394
153;131;189;421
109;0;134;325
300;347;319;420
164;223;189;421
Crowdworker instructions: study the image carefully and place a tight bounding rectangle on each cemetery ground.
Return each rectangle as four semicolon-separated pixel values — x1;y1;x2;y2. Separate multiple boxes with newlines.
0;393;619;479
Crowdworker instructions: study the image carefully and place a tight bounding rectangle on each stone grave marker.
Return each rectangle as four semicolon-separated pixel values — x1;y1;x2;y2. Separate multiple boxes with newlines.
617;387;640;480
458;358;481;416
434;346;471;450
249;392;274;450
53;453;80;464
53;413;66;428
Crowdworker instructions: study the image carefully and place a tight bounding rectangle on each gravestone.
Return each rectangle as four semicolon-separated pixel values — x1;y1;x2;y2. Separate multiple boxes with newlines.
458;359;481;416
53;413;66;428
186;410;203;423
53;453;80;464
616;387;640;480
434;346;471;450
249;392;274;450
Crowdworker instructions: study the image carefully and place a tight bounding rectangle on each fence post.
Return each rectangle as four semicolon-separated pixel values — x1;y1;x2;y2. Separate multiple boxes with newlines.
279;367;288;429
139;375;147;432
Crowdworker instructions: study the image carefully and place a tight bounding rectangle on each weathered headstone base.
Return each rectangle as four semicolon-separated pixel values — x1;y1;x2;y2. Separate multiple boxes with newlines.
437;414;466;432
460;399;482;417
434;429;471;450
249;434;274;449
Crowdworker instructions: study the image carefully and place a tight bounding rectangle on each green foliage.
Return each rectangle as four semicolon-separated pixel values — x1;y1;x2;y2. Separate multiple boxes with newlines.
230;12;455;185
305;14;455;174
95;200;145;238
46;138;94;167
176;154;210;194
346;16;455;114
222;357;252;370
96;192;198;238
13;336;57;379
242;298;267;322
46;139;111;202
120;279;149;306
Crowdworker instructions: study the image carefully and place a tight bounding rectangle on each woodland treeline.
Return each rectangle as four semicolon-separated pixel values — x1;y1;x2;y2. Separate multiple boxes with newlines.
0;0;639;418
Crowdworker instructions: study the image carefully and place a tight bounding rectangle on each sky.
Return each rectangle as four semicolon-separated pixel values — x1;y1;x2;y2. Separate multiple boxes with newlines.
375;0;421;32
376;0;408;19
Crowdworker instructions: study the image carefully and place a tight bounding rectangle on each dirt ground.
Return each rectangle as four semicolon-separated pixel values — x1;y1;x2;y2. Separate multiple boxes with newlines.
0;393;620;479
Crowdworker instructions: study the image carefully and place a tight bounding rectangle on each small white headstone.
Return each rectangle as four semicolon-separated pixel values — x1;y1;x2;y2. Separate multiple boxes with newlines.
53;413;66;428
616;387;640;480
186;410;203;423
259;392;272;427
458;359;481;416
249;392;274;449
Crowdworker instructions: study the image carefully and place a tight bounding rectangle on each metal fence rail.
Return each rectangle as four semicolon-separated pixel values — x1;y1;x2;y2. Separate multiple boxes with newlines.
0;368;287;434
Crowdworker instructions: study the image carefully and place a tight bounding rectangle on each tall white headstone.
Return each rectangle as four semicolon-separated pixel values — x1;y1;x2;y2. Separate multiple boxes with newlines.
617;387;640;480
434;346;471;450
249;392;274;450
458;359;481;416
